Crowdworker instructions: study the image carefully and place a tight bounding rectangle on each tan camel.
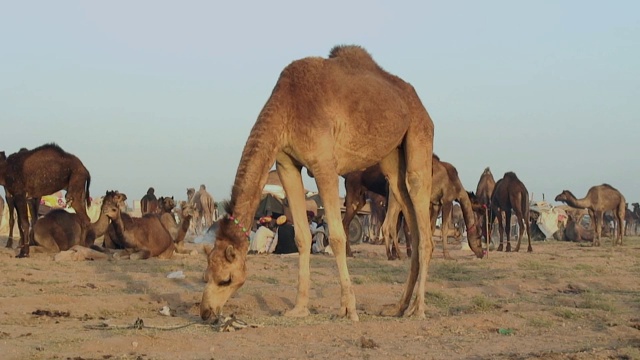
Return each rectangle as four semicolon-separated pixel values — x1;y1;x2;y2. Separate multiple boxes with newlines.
490;172;532;252
193;185;215;229
474;167;496;240
31;191;126;253
101;199;175;259
382;155;484;260
200;45;435;322
554;184;625;246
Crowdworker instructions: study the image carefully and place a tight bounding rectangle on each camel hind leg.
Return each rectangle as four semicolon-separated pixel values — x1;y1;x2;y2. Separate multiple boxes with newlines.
382;192;402;260
439;202;454;260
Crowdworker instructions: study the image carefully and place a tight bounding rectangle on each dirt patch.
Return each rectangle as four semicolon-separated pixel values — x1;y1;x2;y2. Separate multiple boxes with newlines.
0;236;639;359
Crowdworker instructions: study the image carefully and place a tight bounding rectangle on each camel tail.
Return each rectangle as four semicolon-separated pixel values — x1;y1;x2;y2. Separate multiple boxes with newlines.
85;174;91;207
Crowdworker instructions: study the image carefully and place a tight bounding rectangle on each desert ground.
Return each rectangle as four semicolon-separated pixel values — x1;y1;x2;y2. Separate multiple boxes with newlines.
0;235;639;360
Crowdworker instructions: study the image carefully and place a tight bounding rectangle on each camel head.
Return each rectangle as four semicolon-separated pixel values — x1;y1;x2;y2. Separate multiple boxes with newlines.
200;216;248;321
101;196;124;220
554;190;573;203
160;196;176;212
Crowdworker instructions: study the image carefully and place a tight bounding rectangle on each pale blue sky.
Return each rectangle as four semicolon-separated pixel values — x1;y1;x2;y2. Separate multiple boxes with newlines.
1;1;638;207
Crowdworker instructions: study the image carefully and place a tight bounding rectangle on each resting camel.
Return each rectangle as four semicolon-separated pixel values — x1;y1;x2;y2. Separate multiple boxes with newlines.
490;172;532;252
381;155;484;260
101;198;175;259
201;45;435;322
31;191;127;253
157;196;192;253
554;184;625;246
0;144;91;257
140;187;158;215
562;214;594;242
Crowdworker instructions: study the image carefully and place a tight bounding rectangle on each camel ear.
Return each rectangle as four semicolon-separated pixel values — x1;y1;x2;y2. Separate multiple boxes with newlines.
203;244;213;256
225;245;236;262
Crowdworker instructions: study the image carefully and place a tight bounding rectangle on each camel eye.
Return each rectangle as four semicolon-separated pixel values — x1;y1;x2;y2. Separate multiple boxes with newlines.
218;277;232;287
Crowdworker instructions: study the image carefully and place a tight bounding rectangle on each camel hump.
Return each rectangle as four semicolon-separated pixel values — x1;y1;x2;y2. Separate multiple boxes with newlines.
600;183;618;191
328;45;380;71
503;171;518;179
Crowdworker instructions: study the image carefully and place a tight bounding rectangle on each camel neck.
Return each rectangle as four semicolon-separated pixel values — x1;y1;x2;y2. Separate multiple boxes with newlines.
228;106;284;231
563;195;590;209
91;212;111;237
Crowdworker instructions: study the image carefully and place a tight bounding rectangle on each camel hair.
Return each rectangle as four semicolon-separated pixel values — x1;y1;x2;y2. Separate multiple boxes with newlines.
555;184;625;246
0;144;92;257
490;172;533;252
200;45;435;322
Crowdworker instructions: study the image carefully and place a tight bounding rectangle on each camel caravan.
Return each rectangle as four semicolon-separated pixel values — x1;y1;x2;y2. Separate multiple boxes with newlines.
1;45;638;324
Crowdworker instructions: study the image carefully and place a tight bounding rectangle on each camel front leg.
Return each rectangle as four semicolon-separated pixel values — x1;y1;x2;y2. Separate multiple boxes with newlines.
14;196;31;258
276;159;314;318
495;209;505;251
303;163;358;321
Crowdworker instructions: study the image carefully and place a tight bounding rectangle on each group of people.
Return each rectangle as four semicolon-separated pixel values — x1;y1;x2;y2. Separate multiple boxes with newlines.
248;210;330;255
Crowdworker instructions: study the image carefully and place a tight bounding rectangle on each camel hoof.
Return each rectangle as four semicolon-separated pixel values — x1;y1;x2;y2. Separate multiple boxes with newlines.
284;307;310;318
15;252;29;259
380;304;404;317
527;246;533;252
444;254;455;261
496;245;503;252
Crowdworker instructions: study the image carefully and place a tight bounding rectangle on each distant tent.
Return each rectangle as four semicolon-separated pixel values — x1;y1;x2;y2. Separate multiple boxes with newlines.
255;193;284;219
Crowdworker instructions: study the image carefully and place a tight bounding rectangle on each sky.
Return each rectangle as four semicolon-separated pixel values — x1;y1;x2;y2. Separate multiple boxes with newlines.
1;1;639;208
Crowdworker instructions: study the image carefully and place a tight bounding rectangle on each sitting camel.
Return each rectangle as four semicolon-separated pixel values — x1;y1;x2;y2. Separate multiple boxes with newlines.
30;191;127;253
157;196;192;253
490;172;532;252
562;214;594;242
555;184;625;246
101;198;175;259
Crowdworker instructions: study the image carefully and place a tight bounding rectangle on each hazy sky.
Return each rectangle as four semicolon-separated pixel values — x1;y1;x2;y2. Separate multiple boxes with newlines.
1;1;639;207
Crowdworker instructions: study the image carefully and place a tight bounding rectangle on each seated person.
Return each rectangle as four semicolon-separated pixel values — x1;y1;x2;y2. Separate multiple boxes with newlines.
273;215;298;254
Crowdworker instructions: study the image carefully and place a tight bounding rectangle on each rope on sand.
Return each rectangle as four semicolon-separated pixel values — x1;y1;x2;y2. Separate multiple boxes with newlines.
84;314;255;332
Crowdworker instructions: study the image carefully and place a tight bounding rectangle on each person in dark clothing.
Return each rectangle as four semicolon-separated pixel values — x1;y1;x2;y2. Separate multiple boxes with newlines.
273;215;298;254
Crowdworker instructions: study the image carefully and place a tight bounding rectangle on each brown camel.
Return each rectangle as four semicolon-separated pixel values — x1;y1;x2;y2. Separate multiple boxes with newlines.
554;184;625;246
632;203;640;235
381;155;484;260
157;196;192;253
101;199;175;259
201;45;435;322
474;167;496;240
623;203;638;236
562;214;594;242
0;144;91;257
140;187;158;215
30;191;126;253
490;172;532;252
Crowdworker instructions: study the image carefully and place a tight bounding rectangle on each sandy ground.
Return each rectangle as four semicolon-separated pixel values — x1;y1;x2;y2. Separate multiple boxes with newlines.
0;235;639;360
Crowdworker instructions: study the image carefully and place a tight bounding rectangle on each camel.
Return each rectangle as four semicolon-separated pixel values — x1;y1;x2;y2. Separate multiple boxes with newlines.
633;203;640;235
624;203;638;236
30;191;127;253
188;185;215;233
157;196;192;253
140;187;158;215
381;155;484;260
554;184;625;246
562;214;594;242
0;144;91;257
200;45;435;322
474;167;496;240
101;198;175;259
490;172;532;252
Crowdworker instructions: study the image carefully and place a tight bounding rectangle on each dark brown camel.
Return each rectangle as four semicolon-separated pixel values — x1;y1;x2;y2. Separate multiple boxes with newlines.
0;144;91;257
632;203;640;235
101;199;175;259
31;191;126;253
140;187;158;215
382;155;484;260
554;184;625;246
624;203;638;236
490;172;532;252
201;45;435;322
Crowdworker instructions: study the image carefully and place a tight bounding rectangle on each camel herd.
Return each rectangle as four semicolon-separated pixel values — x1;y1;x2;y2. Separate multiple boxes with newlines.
0;45;635;325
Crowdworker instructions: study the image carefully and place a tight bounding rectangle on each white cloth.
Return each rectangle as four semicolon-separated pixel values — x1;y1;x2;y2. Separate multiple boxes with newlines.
250;226;274;253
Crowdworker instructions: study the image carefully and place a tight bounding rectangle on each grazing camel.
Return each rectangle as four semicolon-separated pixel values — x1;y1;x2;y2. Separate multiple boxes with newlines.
381;155;484;260
555;184;625;246
201;45;435;322
490;172;532;252
31;191;127;253
101;199;175;259
140;187;159;215
0;144;91;257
